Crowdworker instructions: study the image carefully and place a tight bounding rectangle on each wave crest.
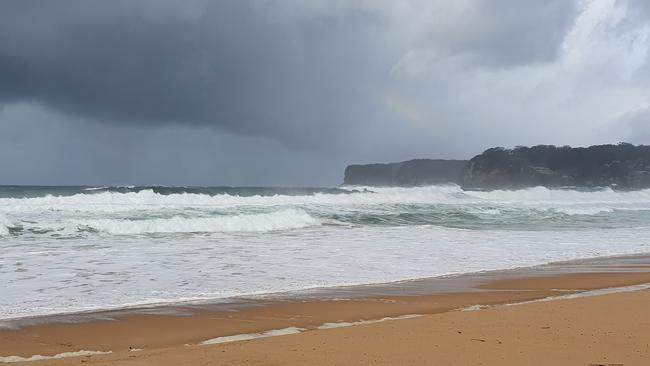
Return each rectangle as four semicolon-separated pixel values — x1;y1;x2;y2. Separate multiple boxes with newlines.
3;185;650;213
3;186;650;237
77;209;319;235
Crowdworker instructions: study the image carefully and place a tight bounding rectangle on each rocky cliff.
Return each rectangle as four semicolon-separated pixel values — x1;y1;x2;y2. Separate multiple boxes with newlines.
343;159;468;186
463;143;650;189
344;144;650;189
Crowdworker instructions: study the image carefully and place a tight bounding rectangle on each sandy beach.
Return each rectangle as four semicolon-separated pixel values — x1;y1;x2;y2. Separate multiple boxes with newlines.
2;256;650;365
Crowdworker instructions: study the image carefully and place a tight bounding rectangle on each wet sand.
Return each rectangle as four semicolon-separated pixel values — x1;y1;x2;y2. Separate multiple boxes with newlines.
2;254;650;365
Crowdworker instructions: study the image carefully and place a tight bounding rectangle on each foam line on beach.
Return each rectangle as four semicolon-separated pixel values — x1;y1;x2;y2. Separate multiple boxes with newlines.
316;314;422;329
459;282;650;312
200;327;305;345
199;315;422;346
0;350;112;363
508;282;650;305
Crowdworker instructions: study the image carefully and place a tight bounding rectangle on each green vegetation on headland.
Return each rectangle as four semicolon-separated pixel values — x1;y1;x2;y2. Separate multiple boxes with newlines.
344;143;650;189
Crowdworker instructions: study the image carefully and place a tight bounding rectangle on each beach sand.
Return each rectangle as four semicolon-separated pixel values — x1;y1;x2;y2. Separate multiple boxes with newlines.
2;261;650;365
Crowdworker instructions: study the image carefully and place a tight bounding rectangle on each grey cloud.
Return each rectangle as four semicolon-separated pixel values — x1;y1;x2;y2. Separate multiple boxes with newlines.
0;1;388;150
627;0;650;16
0;0;578;150
417;0;578;67
0;0;648;185
619;107;650;144
0;103;345;186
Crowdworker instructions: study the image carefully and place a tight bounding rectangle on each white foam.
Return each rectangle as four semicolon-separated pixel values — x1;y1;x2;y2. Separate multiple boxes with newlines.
0;213;10;236
1;186;649;222
467;208;502;215
3;224;650;320
5;186;650;213
554;207;615;215
467;186;650;204
77;209;319;234
459;283;650;313
460;305;488;312
317;314;421;329
200;327;305;345
506;282;650;306
0;350;111;363
83;186;110;191
0;187;458;213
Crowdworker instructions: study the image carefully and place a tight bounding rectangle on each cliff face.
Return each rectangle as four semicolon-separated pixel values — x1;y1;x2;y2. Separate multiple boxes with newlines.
463;144;650;189
343;144;650;189
343;159;468;186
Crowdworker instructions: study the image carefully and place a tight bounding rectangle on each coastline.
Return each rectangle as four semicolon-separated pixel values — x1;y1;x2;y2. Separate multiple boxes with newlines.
3;253;650;364
6;184;650;322
5;251;650;325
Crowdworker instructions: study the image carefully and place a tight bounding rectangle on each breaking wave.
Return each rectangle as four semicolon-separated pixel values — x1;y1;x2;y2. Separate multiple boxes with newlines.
2;185;650;211
2;185;650;237
78;209;320;235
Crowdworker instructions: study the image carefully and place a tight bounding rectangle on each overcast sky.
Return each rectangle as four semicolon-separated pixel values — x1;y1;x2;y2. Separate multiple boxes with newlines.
1;0;649;186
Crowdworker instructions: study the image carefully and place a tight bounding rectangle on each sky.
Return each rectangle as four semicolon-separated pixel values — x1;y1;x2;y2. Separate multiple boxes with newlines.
1;0;649;186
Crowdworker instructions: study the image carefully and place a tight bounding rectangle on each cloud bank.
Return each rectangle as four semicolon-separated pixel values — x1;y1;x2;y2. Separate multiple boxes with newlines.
0;0;648;185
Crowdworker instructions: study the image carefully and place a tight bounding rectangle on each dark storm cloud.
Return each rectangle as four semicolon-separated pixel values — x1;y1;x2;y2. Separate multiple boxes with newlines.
0;103;345;186
1;0;649;185
0;0;388;149
0;0;576;150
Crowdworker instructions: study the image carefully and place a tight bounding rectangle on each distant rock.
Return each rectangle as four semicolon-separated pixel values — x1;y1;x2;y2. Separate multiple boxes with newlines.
463;143;650;189
343;159;468;186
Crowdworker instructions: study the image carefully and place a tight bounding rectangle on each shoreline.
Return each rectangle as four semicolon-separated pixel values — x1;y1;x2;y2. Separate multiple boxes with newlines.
3;253;650;364
3;251;650;327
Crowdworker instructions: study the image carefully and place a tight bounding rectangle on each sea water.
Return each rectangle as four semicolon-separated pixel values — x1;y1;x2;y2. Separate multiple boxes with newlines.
2;185;650;319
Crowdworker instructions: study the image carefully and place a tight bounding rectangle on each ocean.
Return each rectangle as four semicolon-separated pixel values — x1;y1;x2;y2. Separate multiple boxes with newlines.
2;185;650;320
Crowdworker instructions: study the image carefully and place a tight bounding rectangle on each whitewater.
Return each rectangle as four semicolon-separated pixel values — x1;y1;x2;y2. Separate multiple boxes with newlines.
2;185;650;319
